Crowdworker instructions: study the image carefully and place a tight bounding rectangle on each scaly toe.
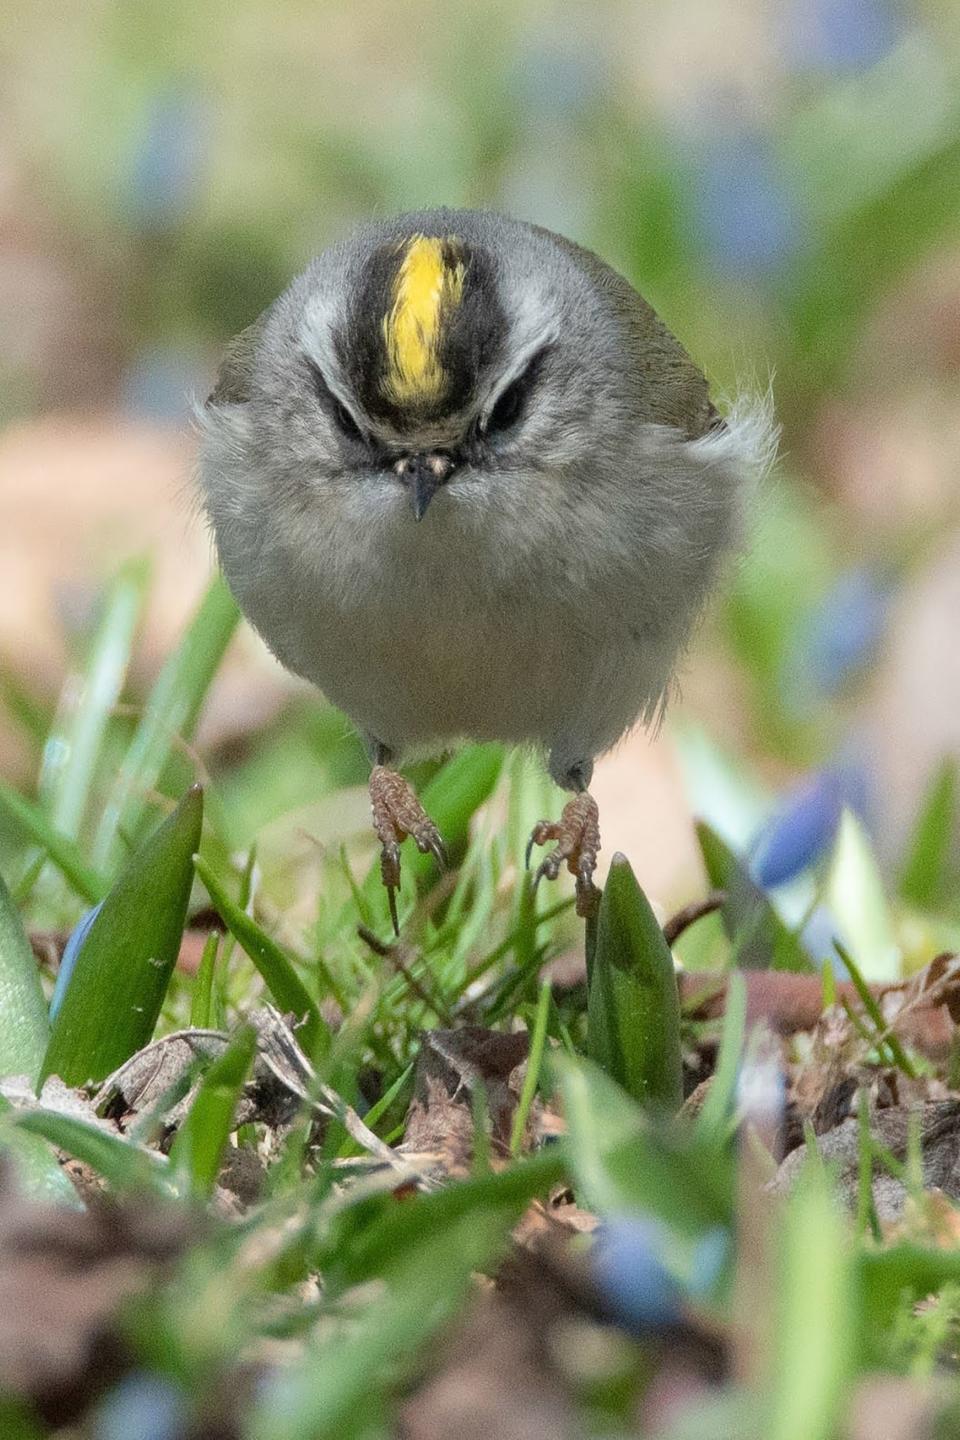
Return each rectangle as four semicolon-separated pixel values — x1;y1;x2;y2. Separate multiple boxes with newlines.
525;793;601;913
412;822;448;869
369;764;445;934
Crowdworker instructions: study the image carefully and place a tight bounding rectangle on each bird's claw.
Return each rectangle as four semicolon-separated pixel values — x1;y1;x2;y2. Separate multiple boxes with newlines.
526;793;601;919
370;765;445;936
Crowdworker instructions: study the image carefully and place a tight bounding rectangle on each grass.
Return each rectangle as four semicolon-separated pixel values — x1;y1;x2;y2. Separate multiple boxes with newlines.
0;568;959;1436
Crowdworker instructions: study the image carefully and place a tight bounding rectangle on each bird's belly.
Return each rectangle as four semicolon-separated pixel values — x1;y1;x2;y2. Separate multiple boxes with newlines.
283;599;600;753
225;505;666;767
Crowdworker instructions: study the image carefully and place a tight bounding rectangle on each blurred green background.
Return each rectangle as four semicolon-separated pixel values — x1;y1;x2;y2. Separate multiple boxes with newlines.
2;0;960;972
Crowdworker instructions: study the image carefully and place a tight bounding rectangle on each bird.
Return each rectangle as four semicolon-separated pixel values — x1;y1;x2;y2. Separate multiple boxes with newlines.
197;208;774;930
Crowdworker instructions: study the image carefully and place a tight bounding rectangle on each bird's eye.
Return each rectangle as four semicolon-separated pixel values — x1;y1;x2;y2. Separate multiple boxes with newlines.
332;398;363;442
305;357;365;443
487;378;525;434
484;347;549;437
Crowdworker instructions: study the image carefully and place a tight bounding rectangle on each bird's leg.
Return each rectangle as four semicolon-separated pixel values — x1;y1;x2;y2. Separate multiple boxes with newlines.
526;763;601;918
368;745;446;935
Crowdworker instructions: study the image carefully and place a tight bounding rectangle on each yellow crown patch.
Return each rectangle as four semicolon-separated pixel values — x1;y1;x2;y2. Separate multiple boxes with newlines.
382;235;465;405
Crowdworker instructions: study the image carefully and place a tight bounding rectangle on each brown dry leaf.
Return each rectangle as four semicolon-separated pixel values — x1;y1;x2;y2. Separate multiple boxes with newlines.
401;1027;530;1178
681;967;957;1060
0;1166;197;1425
95;1029;229;1126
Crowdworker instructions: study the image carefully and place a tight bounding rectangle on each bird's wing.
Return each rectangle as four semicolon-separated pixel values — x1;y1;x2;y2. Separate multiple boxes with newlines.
533;225;720;440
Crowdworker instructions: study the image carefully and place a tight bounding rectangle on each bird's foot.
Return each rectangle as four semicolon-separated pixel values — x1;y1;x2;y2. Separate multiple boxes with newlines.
526;791;601;918
369;765;447;935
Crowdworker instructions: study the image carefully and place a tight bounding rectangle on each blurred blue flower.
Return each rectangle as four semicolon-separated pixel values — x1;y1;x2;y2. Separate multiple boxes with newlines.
511;36;605;119
688;121;801;278
748;760;868;888
50;901;102;1020
795;568;890;698
591;1216;729;1335
125;86;206;229
800;905;852;977
92;1371;188;1440
782;0;903;73
120;344;205;424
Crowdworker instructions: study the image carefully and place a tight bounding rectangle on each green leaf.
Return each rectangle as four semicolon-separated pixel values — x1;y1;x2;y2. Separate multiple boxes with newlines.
170;1024;257;1197
12;1106;173;1194
0;781;108;905
39;557;149;840
92;575;238;868
0;871;50;1081
190;931;219;1029
40;786;203;1087
694;969;747;1147
510;978;551;1156
696;821;809;973
321;1145;566;1292
857;1243;960;1362
587;853;682;1110
766;1160;853;1440
826;810;900;982
194;854;330;1061
0;1100;81;1207
899;758;957;908
555;1054;733;1233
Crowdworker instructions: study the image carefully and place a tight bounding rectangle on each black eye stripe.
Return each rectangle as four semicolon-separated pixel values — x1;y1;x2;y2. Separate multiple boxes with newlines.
485;346;549;436
304;357;364;442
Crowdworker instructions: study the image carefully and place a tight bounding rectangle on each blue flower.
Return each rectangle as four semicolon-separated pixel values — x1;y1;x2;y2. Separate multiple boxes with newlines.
797;568;889;697
50;902;102;1020
92;1372;188;1440
748;762;869;888
125;87;206;230
688;122;801;278
781;0;903;73
591;1216;729;1335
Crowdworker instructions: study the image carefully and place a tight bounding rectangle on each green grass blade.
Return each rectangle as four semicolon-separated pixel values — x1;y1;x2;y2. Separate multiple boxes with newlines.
0;1098;80;1206
190;931;219;1029
0;872;50;1081
195;855;330;1060
256;1194;534;1440
510;978;551;1156
587;853;683;1111
0;781;109;904
92;575;239;868
898;757;957;909
40;786;203;1087
170;1024;257;1197
833;939;917;1078
694;969;747;1146
766;1159;853;1440
12;1107;173;1194
39;557;149;839
826;810;900;982
323;1146;566;1290
697;821;810;972
0;665;50;747
555;1054;733;1231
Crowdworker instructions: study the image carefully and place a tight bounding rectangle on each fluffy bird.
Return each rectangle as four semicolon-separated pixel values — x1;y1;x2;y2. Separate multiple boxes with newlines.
198;209;774;927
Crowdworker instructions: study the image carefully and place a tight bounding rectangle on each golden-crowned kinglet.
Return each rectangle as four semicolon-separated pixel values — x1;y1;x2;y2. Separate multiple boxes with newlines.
198;208;774;926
